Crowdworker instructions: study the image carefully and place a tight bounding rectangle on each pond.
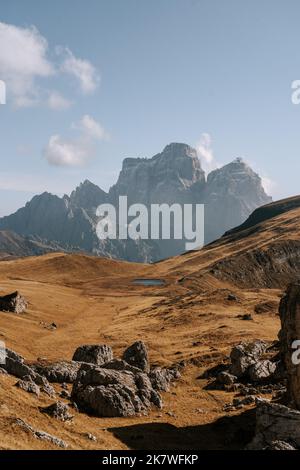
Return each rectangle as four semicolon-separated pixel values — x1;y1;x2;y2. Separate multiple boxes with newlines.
132;278;166;286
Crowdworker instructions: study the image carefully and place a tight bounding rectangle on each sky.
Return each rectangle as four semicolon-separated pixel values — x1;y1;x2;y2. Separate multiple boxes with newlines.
0;0;300;215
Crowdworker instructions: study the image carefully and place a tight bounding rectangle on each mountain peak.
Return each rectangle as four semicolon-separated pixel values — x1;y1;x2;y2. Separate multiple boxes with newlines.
70;180;107;210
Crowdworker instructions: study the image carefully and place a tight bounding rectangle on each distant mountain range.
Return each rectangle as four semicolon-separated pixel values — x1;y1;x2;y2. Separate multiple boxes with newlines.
0;143;271;262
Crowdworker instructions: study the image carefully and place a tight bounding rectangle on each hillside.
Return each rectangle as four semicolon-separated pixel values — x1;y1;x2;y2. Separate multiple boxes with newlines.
0;195;298;449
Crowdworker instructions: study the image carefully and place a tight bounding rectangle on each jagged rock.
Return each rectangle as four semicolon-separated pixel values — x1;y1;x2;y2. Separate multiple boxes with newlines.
248;360;277;383
15;418;68;448
15;376;40;395
40;402;73;422
1;348;55;396
279;283;300;409
216;371;237;386
72;345;113;366
122;341;150;373
71;363;162;417
149;367;181;391
229;340;267;378
33;361;82;383
100;359;141;373
247;399;300;449
0;291;27;314
0;367;7;375
232;395;255;407
264;440;296;450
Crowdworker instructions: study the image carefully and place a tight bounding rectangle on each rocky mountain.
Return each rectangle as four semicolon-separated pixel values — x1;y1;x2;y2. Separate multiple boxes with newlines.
203;157;272;242
0;143;271;262
0;230;70;260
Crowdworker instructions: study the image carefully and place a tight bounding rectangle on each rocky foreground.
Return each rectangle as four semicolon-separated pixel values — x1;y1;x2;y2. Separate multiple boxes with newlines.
2;282;300;450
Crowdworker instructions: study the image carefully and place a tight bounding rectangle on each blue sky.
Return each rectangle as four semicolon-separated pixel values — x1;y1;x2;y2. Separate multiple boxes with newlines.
0;0;300;215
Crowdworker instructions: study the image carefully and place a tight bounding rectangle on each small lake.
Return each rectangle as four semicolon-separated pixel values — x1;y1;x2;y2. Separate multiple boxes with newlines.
132;278;166;286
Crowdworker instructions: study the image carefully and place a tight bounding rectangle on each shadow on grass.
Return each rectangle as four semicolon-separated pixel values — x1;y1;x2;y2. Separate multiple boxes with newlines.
108;408;256;450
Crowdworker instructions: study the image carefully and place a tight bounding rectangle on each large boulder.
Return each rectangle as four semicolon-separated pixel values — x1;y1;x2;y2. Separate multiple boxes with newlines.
122;341;150;373
1;348;55;396
248;399;300;449
71;363;162;417
72;344;113;365
33;361;82;383
0;291;27;314
229;340;267;378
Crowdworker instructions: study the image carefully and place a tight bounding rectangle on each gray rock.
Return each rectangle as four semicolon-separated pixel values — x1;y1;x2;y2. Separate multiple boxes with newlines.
0;291;27;314
248;360;277;383
264;440;296;450
229;340;267;378
71;363;162;417
149;367;181;391
33;361;82;383
15;376;40;395
247;399;300;449
72;345;113;366
216;371;237;386
15;418;68;448
101;359;142;374
122;341;150;373
40;401;73;422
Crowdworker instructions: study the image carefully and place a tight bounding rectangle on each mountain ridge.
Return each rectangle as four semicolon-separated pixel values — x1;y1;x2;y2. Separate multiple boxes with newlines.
0;142;271;262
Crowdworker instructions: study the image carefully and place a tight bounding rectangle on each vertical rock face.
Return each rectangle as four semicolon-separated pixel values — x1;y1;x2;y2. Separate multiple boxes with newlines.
279;282;300;409
109;143;206;206
203;158;272;242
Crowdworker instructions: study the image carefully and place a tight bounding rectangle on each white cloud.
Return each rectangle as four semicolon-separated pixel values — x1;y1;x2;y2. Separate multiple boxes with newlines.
59;47;100;94
44;135;92;167
47;91;72;110
74;114;110;140
44;115;108;167
261;176;276;196
0;22;54;107
196;133;219;172
0;22;100;107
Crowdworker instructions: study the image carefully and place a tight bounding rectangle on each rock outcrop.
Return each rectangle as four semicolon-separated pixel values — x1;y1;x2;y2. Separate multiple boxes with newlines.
279;282;300;409
247;399;300;450
33;361;82;383
72;344;113;366
122;341;150;373
0;291;27;314
71;363;162;417
229;340;267;378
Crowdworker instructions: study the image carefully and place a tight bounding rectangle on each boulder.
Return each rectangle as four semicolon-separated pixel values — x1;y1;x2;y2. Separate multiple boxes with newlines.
72;344;113;365
149;367;181;391
248;360;277;383
16;376;40;395
0;291;27;313
122;341;150;373
40;402;73;422
71;363;162;417
33;361;82;383
247;399;300;449
229;340;267;378
216;371;237;386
